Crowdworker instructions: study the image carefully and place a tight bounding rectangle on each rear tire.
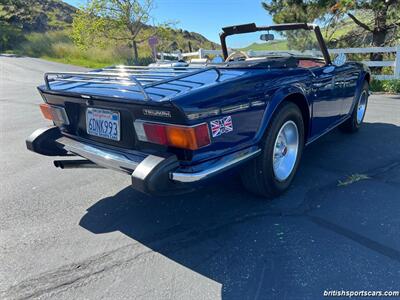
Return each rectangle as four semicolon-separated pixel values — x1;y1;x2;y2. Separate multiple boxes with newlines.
339;81;369;133
241;102;304;198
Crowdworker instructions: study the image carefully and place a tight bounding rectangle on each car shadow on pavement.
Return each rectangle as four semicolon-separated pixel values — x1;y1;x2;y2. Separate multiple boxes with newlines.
79;122;400;299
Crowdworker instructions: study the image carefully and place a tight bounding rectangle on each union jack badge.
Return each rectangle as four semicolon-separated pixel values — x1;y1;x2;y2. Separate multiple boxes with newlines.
210;116;233;137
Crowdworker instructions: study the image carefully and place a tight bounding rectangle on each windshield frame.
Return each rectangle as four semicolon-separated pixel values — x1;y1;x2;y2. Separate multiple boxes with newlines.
219;23;331;65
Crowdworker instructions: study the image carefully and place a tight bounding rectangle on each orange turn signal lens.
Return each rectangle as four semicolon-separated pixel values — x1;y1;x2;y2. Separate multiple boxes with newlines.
166;126;199;150
39;103;54;121
39;103;70;125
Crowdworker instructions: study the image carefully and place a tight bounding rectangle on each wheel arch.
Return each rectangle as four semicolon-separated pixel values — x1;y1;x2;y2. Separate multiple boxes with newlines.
256;86;311;144
348;71;371;116
280;93;310;143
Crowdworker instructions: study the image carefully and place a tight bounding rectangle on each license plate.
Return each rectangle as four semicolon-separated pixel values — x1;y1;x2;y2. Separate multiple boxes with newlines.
86;108;120;141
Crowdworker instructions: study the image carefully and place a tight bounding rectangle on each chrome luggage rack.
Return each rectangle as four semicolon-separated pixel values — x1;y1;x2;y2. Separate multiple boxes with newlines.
44;65;222;100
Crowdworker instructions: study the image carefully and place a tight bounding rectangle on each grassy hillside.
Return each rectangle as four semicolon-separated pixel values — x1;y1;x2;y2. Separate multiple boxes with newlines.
241;40;288;51
1;0;219;67
25;0;76;31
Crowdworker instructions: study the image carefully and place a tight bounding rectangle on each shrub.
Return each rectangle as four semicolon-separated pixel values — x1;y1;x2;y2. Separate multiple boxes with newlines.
113;46;133;62
52;42;80;58
370;79;400;94
126;56;154;66
0;23;25;51
17;31;71;57
14;30;154;67
85;47;117;64
18;32;54;57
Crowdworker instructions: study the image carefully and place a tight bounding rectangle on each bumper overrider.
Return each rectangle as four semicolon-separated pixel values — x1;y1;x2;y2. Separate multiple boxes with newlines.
26;127;261;195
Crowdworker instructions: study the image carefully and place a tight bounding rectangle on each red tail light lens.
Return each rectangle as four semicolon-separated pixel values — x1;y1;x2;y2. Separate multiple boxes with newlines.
193;123;211;147
135;121;211;150
143;123;168;145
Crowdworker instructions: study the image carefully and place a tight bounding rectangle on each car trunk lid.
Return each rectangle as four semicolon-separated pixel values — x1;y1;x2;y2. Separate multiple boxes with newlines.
40;92;185;150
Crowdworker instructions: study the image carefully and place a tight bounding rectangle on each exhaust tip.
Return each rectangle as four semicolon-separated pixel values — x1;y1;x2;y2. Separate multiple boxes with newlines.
53;161;64;169
53;159;98;169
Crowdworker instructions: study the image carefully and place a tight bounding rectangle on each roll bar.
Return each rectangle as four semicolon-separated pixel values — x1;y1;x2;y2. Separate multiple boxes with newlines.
219;23;331;65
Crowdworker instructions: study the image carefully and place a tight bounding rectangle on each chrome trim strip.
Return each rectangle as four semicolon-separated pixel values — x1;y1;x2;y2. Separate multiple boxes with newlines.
250;100;266;107
221;103;250;114
134;119;209;129
171;148;261;183
186;108;220;120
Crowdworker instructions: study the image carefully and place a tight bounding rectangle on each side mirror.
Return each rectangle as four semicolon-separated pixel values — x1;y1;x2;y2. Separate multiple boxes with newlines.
260;33;274;42
212;56;224;63
333;53;347;66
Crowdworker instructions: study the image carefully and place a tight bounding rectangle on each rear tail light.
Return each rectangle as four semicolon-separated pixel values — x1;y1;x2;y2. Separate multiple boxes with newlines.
134;121;211;150
39;103;70;125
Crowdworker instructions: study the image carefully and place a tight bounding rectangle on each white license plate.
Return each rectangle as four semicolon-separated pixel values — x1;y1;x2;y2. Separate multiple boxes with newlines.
86;108;120;141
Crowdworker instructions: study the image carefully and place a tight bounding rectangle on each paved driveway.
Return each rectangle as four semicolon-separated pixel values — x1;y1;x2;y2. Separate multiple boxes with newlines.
1;56;400;299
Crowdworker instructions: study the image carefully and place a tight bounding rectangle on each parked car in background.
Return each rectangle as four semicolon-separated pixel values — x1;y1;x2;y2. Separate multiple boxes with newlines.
26;23;370;198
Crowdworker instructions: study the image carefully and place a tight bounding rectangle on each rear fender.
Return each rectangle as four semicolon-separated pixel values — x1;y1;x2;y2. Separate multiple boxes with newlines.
348;69;371;115
254;85;311;143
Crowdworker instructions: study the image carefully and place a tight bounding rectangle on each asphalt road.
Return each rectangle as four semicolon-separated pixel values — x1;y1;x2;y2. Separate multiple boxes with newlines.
1;55;400;300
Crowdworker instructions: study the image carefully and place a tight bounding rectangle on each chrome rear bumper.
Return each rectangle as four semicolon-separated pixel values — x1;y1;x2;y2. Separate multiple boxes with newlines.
26;127;261;194
55;136;147;174
171;148;261;182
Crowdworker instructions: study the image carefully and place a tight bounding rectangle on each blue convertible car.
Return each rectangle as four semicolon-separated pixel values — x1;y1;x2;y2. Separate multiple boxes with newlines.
26;23;371;197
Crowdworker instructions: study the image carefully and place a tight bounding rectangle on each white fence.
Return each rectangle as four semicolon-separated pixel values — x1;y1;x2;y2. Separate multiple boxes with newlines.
329;46;399;80
159;45;400;80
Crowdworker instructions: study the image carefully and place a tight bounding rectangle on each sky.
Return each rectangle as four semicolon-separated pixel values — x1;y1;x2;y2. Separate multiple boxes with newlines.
63;0;274;47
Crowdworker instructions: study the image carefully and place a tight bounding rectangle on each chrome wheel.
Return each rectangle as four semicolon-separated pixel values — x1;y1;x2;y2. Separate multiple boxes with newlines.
272;121;299;182
356;90;367;124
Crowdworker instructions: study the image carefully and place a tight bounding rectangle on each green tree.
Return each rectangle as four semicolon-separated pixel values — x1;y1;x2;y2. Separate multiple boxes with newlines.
262;0;400;61
72;0;154;62
330;0;399;62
